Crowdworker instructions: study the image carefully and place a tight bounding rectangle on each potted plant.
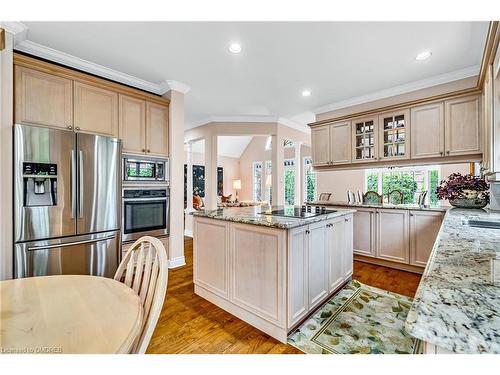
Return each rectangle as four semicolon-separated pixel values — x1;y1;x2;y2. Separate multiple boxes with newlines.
436;173;489;209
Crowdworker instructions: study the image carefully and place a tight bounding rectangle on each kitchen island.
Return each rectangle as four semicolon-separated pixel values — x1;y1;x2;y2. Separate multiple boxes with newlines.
405;208;500;354
191;205;355;342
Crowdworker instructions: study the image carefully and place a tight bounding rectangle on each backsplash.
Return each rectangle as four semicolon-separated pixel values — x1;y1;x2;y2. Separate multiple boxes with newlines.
490;183;500;211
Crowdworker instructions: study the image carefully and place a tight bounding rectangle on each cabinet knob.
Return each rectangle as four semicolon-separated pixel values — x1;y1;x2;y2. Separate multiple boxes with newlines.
440;151;443;156
67;126;73;130
142;149;146;153
147;149;150;153
446;150;450;155
305;230;310;234
75;127;80;131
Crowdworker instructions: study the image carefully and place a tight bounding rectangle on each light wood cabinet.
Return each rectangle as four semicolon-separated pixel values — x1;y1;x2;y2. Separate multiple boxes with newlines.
15;66;73;129
411;102;445;159
330;121;352;164
327;217;345;293
376;209;409;264
445;95;481;156
311;124;330;166
307;221;329;309
378;109;410;161
119;95;146;154
146;102;169;157
352;208;376;257
74;81;118;137
343;215;354;278
288;226;309;326
352;116;379;162
409;211;444;267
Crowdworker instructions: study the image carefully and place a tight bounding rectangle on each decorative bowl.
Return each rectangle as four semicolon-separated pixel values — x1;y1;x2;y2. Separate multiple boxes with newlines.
449;197;488;209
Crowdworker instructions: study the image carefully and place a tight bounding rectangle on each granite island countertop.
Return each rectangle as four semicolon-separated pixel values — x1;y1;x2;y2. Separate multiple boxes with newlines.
191;205;356;229
405;208;500;353
309;200;448;212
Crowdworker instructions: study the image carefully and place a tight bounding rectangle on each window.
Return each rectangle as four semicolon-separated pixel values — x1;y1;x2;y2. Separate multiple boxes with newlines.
365;166;440;204
304;157;316;202
252;162;263;201
265;160;272;204
283;159;295;205
265;136;272;151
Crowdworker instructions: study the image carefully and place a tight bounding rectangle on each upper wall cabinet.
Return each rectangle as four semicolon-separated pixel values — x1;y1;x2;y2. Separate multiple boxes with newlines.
74;82;119;137
445;95;481;156
378;109;410;161
146;102;169;157
352;116;378;162
15;66;73;130
330;121;352;164
311;124;331;166
119;95;146;154
411;102;445;159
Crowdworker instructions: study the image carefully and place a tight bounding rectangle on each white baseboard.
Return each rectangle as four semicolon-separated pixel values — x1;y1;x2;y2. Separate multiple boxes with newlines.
184;229;193;238
168;256;186;269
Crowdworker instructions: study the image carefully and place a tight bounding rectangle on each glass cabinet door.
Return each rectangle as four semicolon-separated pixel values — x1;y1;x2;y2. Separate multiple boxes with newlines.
352;117;378;162
379;110;410;160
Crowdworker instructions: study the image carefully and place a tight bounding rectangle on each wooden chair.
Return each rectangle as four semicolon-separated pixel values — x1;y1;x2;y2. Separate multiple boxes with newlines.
387;190;404;205
114;236;168;354
363;191;383;204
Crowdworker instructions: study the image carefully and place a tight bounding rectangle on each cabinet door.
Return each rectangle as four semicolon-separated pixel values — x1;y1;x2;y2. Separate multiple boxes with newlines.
445;95;481;156
74;82;118;137
288;226;309;328
193;218;229;299
327;217;345;293
376;209;409;264
352;117;378;162
343;214;354;279
308;221;329;309
409;211;444;267
146;102;169;157
311;125;331;166
15;66;73;129
353;208;376;257
378;109;410;161
330;121;351;164
119;95;146;154
411;102;445;159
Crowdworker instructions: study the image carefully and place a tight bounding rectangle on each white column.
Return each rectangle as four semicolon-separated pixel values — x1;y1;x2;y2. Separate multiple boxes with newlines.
0;30;14;279
185;142;194;213
204;135;218;210
294;142;303;205
272;135;284;206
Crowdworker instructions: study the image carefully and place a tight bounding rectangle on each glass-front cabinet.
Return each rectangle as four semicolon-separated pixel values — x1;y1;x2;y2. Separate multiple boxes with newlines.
378;109;410;160
352;116;379;162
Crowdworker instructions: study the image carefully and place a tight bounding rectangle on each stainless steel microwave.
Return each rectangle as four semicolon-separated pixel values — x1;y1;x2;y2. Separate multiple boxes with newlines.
123;155;169;183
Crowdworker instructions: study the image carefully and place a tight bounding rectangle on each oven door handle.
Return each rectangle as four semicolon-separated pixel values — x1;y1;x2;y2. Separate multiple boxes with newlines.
123;197;168;202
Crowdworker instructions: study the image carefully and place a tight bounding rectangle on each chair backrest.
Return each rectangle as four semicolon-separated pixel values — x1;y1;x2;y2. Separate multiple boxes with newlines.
318;192;332;201
114;236;168;354
418;190;428;206
363;191;383;204
387;190;404;205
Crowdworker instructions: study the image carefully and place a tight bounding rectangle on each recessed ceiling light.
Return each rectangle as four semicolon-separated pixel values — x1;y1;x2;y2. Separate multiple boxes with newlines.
415;50;432;61
302;90;311;97
229;43;242;54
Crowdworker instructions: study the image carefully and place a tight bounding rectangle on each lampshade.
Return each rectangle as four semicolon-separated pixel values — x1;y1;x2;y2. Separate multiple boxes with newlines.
233;179;241;190
265;175;272;187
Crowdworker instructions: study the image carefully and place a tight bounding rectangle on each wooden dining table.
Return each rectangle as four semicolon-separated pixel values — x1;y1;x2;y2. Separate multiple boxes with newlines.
0;275;143;354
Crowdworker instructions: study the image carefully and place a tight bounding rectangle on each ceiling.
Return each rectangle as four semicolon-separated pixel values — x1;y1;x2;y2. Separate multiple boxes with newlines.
19;22;489;129
191;135;253;158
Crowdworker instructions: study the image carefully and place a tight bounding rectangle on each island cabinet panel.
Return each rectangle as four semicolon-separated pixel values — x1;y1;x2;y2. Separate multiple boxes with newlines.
376;209;409;264
74;81;118;137
411;102;445;159
307;221;329;310
119;94;146;154
445;95;481;156
15;66;73;129
409;210;444;267
343;214;354;278
352;208;376;257
230;224;286;326
311;124;331;166
193;218;229;299
287;227;309;327
330;121;352;164
327;217;346;293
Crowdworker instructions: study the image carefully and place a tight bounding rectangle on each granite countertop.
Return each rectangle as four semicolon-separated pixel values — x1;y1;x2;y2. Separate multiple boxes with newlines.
309;200;448;212
191;205;356;229
405;208;500;353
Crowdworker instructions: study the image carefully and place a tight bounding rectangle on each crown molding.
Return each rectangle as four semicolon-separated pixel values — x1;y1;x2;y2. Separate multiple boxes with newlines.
0;22;27;44
313;65;480;115
162;80;191;94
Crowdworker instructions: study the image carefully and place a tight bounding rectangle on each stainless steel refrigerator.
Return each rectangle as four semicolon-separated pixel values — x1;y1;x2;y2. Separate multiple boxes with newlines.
14;124;121;278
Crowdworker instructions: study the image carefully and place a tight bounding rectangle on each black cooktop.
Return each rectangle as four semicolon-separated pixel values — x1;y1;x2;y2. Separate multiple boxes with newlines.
262;205;336;218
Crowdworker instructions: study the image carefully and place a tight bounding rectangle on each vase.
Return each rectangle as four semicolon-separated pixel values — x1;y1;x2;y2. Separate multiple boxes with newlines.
449;197;488;209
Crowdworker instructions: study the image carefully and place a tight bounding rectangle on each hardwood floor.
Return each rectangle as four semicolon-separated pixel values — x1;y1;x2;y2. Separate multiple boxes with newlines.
146;236;421;354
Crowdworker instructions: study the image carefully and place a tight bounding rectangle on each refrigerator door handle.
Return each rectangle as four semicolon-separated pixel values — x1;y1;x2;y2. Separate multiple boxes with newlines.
78;150;84;218
71;150;77;219
27;234;116;251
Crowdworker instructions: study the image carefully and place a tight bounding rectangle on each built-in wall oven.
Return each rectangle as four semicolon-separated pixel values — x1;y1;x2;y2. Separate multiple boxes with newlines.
122;187;170;241
123;155;168;183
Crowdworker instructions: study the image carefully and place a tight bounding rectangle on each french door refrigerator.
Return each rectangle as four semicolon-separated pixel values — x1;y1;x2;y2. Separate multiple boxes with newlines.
14;124;121;278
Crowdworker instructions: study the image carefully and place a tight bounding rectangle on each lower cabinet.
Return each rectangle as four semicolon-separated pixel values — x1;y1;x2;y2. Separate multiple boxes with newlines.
307;221;329;309
376;209;409;264
409;211;444;267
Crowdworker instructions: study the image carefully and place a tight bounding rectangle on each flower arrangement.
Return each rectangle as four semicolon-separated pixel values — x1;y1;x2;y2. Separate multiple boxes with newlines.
436;173;489;208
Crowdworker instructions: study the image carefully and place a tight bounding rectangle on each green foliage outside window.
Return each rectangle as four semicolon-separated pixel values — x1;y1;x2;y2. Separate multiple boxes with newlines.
429;170;439;205
284;170;295;205
382;173;417;203
367;173;378;192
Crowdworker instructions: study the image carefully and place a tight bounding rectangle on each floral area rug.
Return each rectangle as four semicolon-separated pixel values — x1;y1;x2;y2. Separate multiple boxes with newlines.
287;280;422;354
